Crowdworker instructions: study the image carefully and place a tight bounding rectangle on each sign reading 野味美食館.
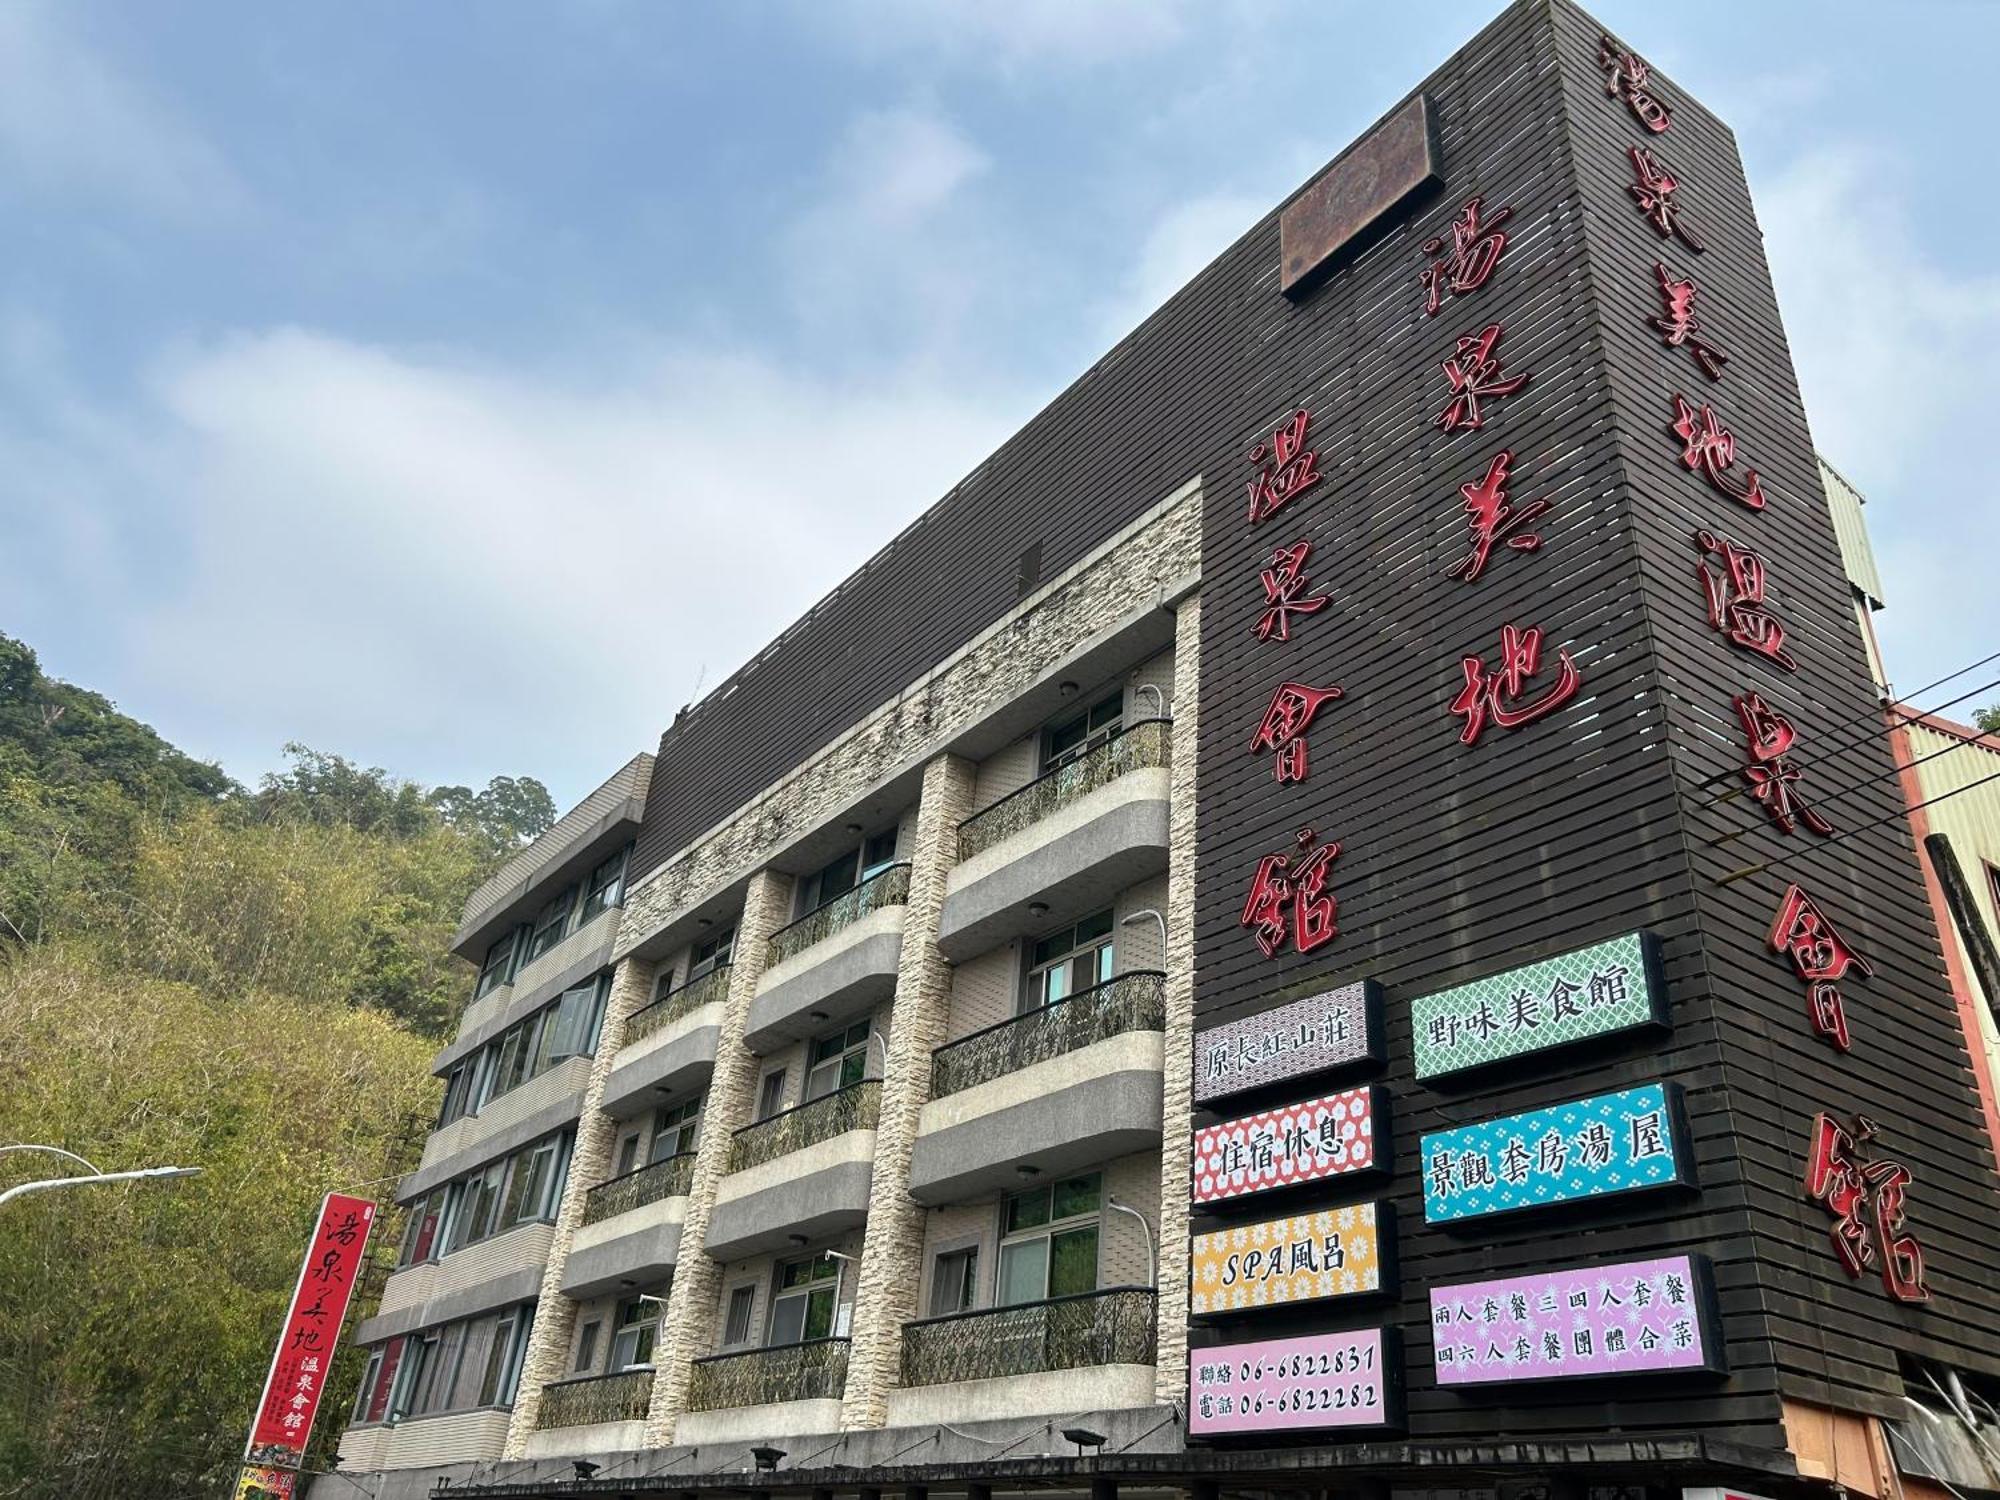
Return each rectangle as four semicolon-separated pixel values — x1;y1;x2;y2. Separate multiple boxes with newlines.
1192;1086;1380;1206
1193;981;1382;1104
1411;931;1666;1079
1421;1082;1689;1224
1190;1201;1389;1314
1429;1253;1723;1384
1190;1326;1400;1435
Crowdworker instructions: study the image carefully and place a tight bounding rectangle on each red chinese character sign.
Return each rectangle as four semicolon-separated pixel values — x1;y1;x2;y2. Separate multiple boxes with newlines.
1696;531;1796;670
240;1193;377;1494
1420;195;1512;316
1241;827;1341;958
1247;409;1324;525
1249;681;1343;784
1435;323;1532;434
1769;883;1875;1051
1803;1113;1930;1302
1254;541;1330;643
1450;624;1581;745
1445;450;1549;583
1627;146;1705;252
1735;694;1835;837
1672;395;1766;511
1599;37;1673;134
1653;263;1728;380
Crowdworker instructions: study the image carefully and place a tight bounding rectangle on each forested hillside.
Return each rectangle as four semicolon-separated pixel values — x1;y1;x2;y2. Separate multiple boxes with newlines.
0;633;554;1496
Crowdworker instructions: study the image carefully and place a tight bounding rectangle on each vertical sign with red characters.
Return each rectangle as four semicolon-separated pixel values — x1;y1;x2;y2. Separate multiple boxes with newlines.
238;1193;376;1497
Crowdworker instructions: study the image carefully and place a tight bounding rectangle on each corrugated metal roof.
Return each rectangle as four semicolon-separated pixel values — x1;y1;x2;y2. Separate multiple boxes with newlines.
1820;456;1885;609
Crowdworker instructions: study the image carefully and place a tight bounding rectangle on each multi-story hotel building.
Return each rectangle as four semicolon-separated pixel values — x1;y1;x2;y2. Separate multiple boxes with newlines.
329;4;2000;1500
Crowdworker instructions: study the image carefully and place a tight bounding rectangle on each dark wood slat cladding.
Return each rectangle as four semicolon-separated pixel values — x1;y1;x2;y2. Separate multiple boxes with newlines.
1190;0;2000;1461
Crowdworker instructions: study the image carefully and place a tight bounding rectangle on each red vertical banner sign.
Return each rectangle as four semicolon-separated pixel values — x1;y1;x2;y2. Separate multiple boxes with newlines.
237;1193;377;1499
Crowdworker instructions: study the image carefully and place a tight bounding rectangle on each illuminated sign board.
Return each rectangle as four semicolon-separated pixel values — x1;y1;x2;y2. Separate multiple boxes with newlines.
1429;1253;1724;1384
1190;1201;1389;1314
1420;1082;1689;1224
1193;1086;1381;1206
1193;981;1383;1105
1411;931;1666;1079
1190;1326;1400;1435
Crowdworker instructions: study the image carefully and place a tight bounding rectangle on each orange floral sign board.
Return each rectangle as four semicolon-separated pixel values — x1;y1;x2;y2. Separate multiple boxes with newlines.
1191;1201;1386;1314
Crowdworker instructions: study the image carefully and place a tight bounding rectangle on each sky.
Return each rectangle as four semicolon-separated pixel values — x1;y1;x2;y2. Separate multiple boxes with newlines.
3;1;1996;810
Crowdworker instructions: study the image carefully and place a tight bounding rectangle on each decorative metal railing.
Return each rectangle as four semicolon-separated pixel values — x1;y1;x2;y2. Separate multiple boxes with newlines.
931;970;1165;1098
768;863;911;966
956;717;1171;862
580;1151;697;1226
729;1079;880;1173
625;964;732;1045
534;1368;654;1429
686;1338;849;1412
900;1287;1157;1388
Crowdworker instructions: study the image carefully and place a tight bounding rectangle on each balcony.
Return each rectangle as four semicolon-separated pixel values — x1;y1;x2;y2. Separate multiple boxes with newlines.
910;975;1165;1204
561;1153;696;1300
745;866;909;1054
521;1368;654;1458
937;720;1171;962
600;965;730;1120
886;1288;1158;1428
705;1081;879;1261
677;1340;849;1446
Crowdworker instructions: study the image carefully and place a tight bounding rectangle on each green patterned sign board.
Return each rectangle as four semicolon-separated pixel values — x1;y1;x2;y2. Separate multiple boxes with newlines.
1411;932;1666;1080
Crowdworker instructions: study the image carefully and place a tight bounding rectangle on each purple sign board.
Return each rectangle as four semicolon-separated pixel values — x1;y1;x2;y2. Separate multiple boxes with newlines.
1428;1254;1724;1386
1193;981;1383;1105
1189;1326;1400;1435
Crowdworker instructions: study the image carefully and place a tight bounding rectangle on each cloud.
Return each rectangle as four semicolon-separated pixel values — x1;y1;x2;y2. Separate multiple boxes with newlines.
799;0;1196;68
1092;190;1265;347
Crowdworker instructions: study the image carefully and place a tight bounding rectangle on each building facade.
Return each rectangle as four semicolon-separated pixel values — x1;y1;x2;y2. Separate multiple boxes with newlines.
328;5;2000;1500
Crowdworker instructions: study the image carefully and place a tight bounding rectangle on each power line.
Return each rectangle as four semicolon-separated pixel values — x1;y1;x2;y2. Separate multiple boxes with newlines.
1716;762;2000;886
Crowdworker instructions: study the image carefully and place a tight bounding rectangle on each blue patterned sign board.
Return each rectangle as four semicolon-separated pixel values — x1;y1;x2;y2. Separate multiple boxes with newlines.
1421;1083;1690;1225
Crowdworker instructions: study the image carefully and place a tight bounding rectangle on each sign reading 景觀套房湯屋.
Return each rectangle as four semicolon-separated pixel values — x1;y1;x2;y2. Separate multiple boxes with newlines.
1421;1082;1689;1224
1192;981;1382;1104
1410;932;1666;1079
1190;1200;1389;1314
1190;1325;1401;1435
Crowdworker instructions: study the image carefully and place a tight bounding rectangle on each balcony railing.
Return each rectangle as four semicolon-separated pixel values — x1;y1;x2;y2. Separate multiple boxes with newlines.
768;863;911;966
534;1368;654;1429
626;964;732;1046
687;1338;849;1412
580;1151;697;1227
957;717;1171;862
931;970;1165;1098
729;1079;880;1173
900;1286;1157;1388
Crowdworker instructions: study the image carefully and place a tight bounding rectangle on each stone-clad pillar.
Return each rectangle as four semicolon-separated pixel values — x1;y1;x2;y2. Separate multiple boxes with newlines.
1153;595;1199;1406
502;952;658;1455
838;751;977;1429
643;867;795;1445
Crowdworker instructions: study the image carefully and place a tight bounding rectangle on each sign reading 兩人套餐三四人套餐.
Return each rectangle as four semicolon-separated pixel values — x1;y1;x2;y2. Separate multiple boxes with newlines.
1193;981;1382;1105
1410;932;1666;1079
1190;1326;1400;1435
1429;1253;1723;1385
1191;1201;1389;1314
1192;1086;1380;1206
1421;1082;1688;1224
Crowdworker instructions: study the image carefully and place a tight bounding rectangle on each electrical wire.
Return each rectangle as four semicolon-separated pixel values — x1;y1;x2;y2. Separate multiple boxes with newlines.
1716;761;2000;885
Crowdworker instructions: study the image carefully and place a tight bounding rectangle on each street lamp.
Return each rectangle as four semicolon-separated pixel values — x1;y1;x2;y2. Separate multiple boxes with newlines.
0;1144;201;1210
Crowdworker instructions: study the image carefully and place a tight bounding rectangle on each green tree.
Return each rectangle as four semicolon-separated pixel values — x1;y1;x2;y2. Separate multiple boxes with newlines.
1976;705;1999;735
427;773;557;854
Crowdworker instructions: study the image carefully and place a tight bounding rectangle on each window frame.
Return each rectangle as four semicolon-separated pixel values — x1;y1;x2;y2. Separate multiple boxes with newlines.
574;1318;601;1376
1040;692;1124;775
995;1171;1103;1306
474;930;522;1000
1020;910;1114;1014
756;1068;788;1122
610;1295;659;1371
767;1253;839;1348
579;846;630;925
523;884;579;964
804;1018;872;1102
722;1284;757;1350
650;1096;701;1163
688;926;735;979
928;1245;980;1318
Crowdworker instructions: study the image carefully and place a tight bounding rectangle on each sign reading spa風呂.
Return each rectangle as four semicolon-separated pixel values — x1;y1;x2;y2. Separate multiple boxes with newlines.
1421;1082;1688;1224
1191;1201;1388;1314
1411;932;1665;1079
1192;1086;1380;1206
1429;1253;1723;1384
1193;981;1382;1104
1190;1326;1399;1435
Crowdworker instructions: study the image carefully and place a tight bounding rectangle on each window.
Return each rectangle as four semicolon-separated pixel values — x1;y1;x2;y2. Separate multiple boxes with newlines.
351;1349;384;1422
574;1320;601;1376
928;1248;979;1317
614;1134;641;1177
611;1296;658;1370
1022;910;1114;1013
524;885;578;964
1041;693;1123;774
396;1187;449;1268
444;1159;506;1253
688;926;734;979
438;1130;569;1255
650;1096;701;1163
503;1136;568;1226
723;1285;756;1348
768;1254;839;1346
358;1338;404;1423
805;1019;871;1101
797;830;900;914
580;846;629;924
438;1060;476;1128
997;1172;1101;1306
388;1329;438;1419
547;976;607;1062
474;931;521;1000
478;1307;532;1407
756;1069;788;1121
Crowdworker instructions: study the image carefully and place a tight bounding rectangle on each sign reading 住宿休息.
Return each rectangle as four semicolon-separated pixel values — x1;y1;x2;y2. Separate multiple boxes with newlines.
1190;1326;1399;1435
1190;1201;1388;1314
1193;981;1382;1104
1421;1082;1688;1224
1192;1085;1380;1206
1429;1253;1723;1384
1411;931;1665;1079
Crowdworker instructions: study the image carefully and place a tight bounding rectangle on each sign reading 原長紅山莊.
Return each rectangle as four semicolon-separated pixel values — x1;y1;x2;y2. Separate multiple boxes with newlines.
1190;1326;1400;1435
1192;1086;1380;1206
1193;982;1382;1104
1429;1254;1723;1384
1190;1201;1390;1314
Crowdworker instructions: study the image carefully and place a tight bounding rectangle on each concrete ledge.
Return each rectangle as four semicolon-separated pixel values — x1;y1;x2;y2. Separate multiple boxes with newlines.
884;1364;1157;1428
909;1033;1163;1204
601;1004;722;1119
706;1132;876;1261
937;769;1169;962
520;1417;647;1459
434;912;622;1076
745;905;905;1054
400;1065;589;1205
334;1408;514;1482
674;1398;845;1448
561;1199;687;1299
357;1232;552;1345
